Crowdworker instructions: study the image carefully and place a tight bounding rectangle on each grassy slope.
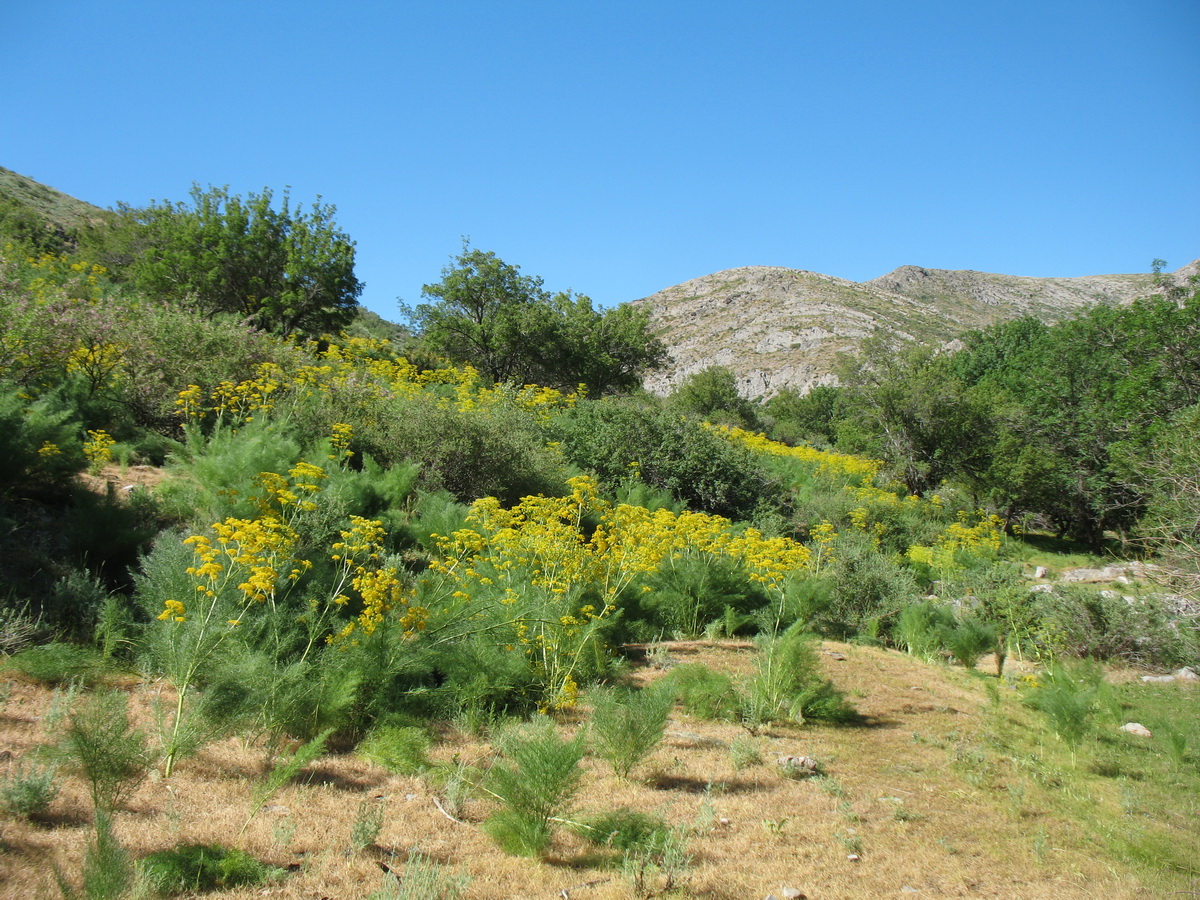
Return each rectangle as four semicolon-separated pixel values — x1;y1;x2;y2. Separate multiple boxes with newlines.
0;166;109;233
3;641;1196;900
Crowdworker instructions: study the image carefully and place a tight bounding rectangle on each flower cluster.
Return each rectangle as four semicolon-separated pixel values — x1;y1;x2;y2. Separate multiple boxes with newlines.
82;429;116;472
423;475;815;708
328;516;425;644
712;424;883;483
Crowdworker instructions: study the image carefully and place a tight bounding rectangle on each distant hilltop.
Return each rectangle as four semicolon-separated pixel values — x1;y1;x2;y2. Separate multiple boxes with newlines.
633;260;1198;398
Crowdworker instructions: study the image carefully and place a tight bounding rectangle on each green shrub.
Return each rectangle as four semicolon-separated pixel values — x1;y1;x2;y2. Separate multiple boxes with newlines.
0;381;85;495
575;808;671;850
729;736;763;771
69;810;134;900
894;600;955;661
640;554;767;638
1035;584;1200;668
1;759;59;819
4;642;107;686
589;684;673;779
482;721;585;857
660;663;740;721
554;399;773;520
350;798;386;852
366;849;470;900
59;689;152;813
139;843;285;894
357;723;433;775
1023;662;1105;749
820;532;920;639
943;616;999;669
743;625;856;725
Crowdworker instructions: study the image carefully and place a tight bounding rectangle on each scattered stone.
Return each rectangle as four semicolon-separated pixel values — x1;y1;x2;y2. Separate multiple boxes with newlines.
1033;566;1048;579
1174;667;1199;682
668;730;726;748
781;889;806;899
1059;562;1157;584
262;804;290;815
1029;583;1054;594
765;895;780;900
825;651;847;661
1141;675;1175;684
1119;723;1153;738
901;887;920;895
719;817;731;827
847;853;860;862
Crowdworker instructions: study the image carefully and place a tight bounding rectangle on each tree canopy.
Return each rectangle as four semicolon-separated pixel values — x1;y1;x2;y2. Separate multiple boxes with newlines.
93;185;362;338
405;243;666;394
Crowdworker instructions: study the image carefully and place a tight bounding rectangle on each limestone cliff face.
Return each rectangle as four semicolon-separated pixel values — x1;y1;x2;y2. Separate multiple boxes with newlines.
634;261;1194;398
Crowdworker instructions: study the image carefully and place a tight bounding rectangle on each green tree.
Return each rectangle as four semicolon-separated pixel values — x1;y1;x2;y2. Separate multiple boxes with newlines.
407;243;664;393
762;384;843;446
670;365;759;429
836;336;993;496
950;284;1200;548
96;185;362;337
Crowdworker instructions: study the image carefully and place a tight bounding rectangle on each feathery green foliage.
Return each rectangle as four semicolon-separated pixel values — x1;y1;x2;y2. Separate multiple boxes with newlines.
59;690;152;814
589;683;673;779
482;721;585;857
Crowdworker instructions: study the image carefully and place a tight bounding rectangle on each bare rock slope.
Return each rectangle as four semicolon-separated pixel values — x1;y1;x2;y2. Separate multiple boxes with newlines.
634;261;1195;398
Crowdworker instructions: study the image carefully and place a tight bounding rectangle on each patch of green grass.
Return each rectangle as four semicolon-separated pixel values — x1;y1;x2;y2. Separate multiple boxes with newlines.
139;843;285;894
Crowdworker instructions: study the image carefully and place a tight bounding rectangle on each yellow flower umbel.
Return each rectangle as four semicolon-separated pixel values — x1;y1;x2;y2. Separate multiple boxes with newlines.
327;516;425;645
83;429;116;473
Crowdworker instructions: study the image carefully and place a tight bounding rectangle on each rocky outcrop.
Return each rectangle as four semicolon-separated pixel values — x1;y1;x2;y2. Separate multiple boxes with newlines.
634;261;1195;399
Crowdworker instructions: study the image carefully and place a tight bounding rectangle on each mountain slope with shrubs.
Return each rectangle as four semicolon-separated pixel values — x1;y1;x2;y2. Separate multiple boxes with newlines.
0;171;1197;899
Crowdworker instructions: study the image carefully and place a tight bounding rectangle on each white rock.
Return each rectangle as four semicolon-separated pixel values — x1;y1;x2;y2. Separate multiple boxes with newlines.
781;889;806;899
1141;675;1175;683
847;853;860;862
1033;566;1048;579
1174;667;1198;682
1119;722;1153;737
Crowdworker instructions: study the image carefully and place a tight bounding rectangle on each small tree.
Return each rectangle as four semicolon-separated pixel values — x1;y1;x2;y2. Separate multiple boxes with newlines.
103;184;362;337
407;242;664;393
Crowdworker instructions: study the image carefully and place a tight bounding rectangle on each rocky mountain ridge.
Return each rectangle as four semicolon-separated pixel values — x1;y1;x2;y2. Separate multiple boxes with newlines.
634;260;1197;398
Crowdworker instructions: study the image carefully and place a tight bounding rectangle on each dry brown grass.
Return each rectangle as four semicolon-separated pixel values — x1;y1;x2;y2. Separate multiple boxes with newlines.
0;642;1189;899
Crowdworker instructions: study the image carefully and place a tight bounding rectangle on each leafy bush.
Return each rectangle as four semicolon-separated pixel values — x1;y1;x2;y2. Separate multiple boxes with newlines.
894;600;956;661
0;380;85;495
820;532;920;638
640;553;767;638
575;808;671;850
589;684;673;779
1022;662;1107;749
139;843;285;894
1035;584;1199;668
943;616;999;669
729;736;763;770
554;399;773;520
366;849;470;900
59;689;152;813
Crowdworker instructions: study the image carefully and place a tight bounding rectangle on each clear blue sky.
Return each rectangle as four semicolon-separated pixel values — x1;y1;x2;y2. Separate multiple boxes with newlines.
5;1;1198;319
